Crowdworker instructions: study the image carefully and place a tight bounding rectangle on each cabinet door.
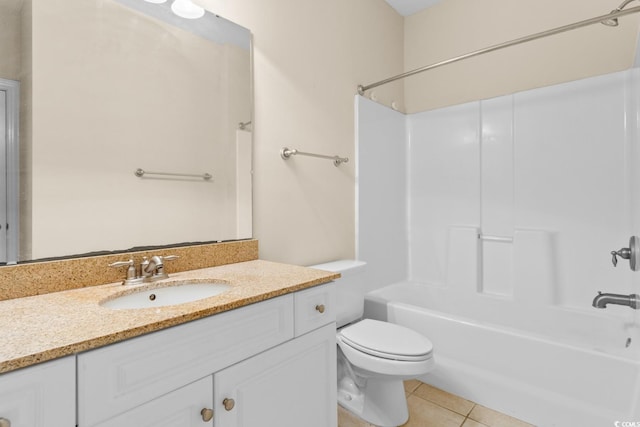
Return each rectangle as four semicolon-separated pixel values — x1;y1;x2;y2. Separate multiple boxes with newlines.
0;356;75;427
94;376;213;427
214;323;337;427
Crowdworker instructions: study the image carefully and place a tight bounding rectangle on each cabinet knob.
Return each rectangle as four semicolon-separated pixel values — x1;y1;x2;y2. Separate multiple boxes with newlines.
201;408;214;422
0;418;11;427
315;304;325;314
223;398;235;411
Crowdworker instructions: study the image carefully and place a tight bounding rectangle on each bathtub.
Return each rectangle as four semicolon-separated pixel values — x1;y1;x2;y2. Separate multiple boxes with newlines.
364;282;640;427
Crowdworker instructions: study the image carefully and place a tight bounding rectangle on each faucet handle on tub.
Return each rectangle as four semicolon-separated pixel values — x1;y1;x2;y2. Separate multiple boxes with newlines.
611;249;628;267
611;236;640;271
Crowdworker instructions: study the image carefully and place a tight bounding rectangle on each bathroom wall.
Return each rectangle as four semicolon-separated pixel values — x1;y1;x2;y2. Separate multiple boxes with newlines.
403;0;640;113
199;0;405;265
17;0;638;266
197;0;640;266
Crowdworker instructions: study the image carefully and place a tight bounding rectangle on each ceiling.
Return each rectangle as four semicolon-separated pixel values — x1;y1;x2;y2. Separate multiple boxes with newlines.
384;0;442;16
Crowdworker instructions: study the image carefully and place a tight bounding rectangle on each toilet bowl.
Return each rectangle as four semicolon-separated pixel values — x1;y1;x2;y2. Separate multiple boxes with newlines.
310;261;435;427
337;319;434;426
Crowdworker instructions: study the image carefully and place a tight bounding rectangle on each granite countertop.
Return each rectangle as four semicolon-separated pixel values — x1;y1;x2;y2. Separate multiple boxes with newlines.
0;260;339;374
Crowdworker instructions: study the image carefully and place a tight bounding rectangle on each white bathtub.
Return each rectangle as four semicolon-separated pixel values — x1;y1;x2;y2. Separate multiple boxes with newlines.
364;282;640;427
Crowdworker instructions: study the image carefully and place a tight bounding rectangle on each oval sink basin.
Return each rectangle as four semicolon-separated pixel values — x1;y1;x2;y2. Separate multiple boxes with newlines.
100;282;231;309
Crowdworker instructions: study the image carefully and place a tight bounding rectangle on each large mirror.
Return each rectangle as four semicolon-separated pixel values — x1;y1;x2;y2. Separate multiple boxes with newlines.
0;0;253;263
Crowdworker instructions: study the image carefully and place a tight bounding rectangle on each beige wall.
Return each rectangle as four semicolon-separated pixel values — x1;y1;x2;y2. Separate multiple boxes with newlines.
21;0;635;265
199;0;405;265
404;0;640;112
199;0;640;267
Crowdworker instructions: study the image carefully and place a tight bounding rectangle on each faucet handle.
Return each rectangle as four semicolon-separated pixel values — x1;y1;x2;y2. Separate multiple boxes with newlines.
109;259;136;278
109;259;133;268
610;236;640;271
109;259;142;285
156;255;179;276
611;249;629;267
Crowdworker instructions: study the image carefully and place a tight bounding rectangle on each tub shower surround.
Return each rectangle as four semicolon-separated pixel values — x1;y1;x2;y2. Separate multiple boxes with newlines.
357;69;640;426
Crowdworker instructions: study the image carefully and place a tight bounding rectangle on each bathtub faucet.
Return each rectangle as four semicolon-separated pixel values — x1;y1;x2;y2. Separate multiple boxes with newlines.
592;292;640;309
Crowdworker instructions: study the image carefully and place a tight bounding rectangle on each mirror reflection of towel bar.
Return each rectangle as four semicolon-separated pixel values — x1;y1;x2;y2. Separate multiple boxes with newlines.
134;168;212;180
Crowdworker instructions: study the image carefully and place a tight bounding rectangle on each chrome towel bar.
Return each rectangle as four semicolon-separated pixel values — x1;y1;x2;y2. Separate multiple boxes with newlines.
134;168;212;180
280;147;349;167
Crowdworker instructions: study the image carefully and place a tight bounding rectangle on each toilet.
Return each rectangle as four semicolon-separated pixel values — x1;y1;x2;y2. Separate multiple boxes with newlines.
311;260;434;427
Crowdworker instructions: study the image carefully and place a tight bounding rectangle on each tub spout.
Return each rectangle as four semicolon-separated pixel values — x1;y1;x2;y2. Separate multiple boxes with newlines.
592;292;639;309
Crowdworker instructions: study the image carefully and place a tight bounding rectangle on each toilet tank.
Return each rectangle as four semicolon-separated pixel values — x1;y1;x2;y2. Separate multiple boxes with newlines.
310;260;366;328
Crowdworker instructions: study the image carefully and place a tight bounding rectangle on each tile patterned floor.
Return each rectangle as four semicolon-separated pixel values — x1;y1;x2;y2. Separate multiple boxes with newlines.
337;380;536;427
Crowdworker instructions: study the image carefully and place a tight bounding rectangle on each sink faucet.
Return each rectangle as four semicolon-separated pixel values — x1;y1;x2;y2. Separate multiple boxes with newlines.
142;255;179;282
110;255;179;285
592;292;639;309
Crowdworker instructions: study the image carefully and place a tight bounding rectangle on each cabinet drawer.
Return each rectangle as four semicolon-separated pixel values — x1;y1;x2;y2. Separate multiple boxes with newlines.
294;283;336;336
78;294;294;427
0;356;76;427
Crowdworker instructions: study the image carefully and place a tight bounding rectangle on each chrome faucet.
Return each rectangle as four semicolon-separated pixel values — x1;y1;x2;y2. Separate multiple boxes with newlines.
592;292;639;309
109;255;179;285
142;255;179;282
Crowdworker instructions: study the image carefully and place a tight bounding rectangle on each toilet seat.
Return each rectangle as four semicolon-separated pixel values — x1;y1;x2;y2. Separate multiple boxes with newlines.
338;319;433;361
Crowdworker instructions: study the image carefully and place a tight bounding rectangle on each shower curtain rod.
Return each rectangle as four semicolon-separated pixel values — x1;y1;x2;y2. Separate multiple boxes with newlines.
357;5;640;95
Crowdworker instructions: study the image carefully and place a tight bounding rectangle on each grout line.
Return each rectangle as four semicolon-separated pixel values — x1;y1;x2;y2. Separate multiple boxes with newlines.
406;381;534;427
468;402;477;416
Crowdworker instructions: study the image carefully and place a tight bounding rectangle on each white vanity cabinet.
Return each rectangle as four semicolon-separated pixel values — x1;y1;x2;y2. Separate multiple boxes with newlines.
78;282;337;427
0;356;76;427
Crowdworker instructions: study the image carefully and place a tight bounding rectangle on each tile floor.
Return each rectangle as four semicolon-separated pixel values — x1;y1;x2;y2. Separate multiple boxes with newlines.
337;380;535;427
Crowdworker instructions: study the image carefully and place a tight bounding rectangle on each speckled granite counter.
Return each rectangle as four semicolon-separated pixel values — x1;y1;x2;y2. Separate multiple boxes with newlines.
0;260;339;374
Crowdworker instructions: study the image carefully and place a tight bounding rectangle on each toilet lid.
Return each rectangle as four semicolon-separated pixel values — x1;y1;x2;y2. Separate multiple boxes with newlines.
339;319;433;362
